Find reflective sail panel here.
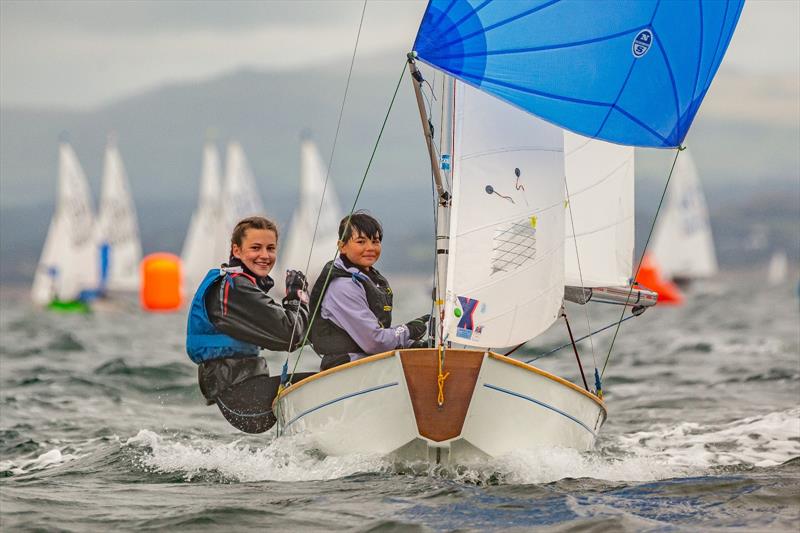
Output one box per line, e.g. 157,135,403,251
413,0,745,148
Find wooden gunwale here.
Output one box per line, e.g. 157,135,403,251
486,352,606,412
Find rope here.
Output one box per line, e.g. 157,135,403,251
437,344,450,406
600,146,685,378
285,62,409,386
285,0,367,366
523,314,638,364
563,162,598,371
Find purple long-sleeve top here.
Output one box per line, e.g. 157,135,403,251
320,255,411,361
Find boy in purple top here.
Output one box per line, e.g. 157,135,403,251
308,211,429,371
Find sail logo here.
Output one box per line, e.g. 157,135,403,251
456,296,479,340
632,29,653,58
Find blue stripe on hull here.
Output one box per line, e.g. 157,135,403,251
282,382,399,431
483,383,597,437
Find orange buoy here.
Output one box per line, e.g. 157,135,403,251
635,253,684,305
140,253,182,311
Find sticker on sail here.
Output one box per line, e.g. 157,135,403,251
456,296,479,339
632,29,653,58
491,216,537,274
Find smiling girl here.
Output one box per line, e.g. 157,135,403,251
309,211,429,371
185,216,311,433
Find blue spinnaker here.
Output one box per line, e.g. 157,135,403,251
413,0,744,148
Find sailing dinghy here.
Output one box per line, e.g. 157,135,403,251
95,138,143,295
181,142,223,294
274,137,343,293
31,143,99,311
274,0,744,463
650,149,718,287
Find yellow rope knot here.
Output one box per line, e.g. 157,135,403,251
437,371,450,406
437,344,449,406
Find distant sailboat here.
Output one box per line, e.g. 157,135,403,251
31,143,99,310
212,142,266,263
275,138,342,291
181,142,223,293
650,149,718,286
767,250,789,286
95,138,142,293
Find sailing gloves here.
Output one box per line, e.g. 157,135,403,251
284,270,309,305
405,314,430,341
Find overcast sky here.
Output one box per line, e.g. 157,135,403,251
1,0,798,110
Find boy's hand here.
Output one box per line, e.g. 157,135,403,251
405,314,430,340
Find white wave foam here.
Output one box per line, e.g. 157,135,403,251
0,448,78,476
126,429,390,482
615,407,800,469
125,407,800,484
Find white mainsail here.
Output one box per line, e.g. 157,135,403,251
444,81,566,348
181,142,223,292
31,144,99,305
650,150,718,279
275,139,342,289
213,141,266,262
564,132,635,288
767,250,788,286
95,140,142,292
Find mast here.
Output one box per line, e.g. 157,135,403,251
408,54,452,347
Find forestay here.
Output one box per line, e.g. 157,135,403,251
275,139,342,290
182,142,223,292
650,149,718,279
444,80,565,348
95,142,142,292
564,132,634,288
413,0,745,148
31,144,99,305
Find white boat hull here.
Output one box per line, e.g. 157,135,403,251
275,349,606,463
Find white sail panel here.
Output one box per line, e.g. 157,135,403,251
564,132,634,287
181,142,223,292
650,150,718,279
275,139,342,291
95,141,142,292
214,142,266,262
31,144,98,304
444,81,565,348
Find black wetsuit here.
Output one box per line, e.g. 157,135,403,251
199,258,312,433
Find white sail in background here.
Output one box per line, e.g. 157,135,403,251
564,132,634,287
650,150,718,279
767,250,788,286
214,141,266,262
444,81,565,348
181,142,223,292
31,144,99,305
95,140,142,292
275,139,342,290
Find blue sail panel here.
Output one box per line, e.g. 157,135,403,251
413,0,745,148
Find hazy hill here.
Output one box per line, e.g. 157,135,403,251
1,62,797,283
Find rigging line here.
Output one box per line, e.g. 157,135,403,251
285,0,367,362
564,170,598,370
520,314,638,364
286,62,409,385
601,146,684,378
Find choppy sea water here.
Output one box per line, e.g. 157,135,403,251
1,271,798,532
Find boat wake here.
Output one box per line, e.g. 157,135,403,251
4,407,796,485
